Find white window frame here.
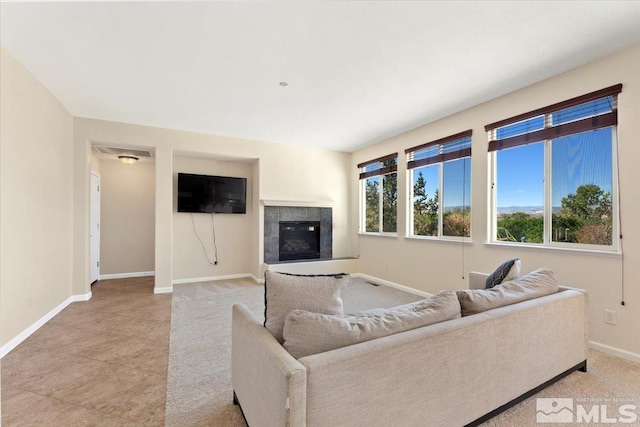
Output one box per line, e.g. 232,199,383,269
489,120,620,252
358,155,398,236
360,173,397,235
408,158,471,241
406,131,472,241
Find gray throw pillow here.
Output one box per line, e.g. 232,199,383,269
457,267,558,316
263,271,349,343
485,258,521,288
282,290,461,359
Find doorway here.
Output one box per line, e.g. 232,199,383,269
90,172,101,284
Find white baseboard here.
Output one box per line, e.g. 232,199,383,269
99,271,155,280
589,340,640,364
72,291,92,302
1,290,97,358
159,273,263,293
352,273,432,298
1,296,67,358
172,273,262,286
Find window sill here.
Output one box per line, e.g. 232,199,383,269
484,241,621,258
358,232,398,238
405,236,474,245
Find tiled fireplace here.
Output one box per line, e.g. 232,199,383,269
264,206,332,263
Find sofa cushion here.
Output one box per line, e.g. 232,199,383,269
457,267,558,316
264,270,349,343
485,258,521,288
282,290,461,359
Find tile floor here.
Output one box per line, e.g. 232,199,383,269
1,277,171,426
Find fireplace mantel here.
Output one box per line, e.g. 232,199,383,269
261,199,334,208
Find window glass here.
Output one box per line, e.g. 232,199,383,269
495,143,544,243
489,89,618,250
364,176,380,233
551,128,613,245
360,155,397,234
412,166,439,236
443,158,471,237
382,173,397,233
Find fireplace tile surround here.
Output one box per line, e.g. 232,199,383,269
264,206,332,263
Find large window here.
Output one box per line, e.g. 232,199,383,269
359,153,397,233
406,130,471,238
486,84,621,250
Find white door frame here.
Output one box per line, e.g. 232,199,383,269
90,172,101,283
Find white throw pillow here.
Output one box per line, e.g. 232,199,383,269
263,270,349,343
282,290,461,359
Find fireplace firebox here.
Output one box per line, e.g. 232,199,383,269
279,221,321,261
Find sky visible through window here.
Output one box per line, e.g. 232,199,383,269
497,143,544,210
496,129,612,210
494,98,613,211
443,159,470,209
418,165,438,203
412,158,471,210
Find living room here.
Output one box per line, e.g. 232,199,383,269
1,2,640,425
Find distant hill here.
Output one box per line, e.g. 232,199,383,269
497,206,561,215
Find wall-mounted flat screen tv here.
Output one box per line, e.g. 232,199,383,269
177,173,247,214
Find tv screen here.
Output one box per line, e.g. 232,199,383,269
177,173,247,214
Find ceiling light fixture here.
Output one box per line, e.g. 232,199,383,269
279,82,288,87
118,155,139,165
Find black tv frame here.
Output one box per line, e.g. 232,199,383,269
177,173,247,214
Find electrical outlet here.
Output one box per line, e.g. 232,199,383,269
27,296,32,309
604,309,616,325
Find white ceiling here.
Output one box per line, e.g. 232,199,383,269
2,2,639,153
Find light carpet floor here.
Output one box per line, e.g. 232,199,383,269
165,278,640,427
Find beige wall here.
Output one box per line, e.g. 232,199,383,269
0,46,74,347
351,44,640,359
99,158,155,275
172,156,253,280
73,119,352,291
90,152,101,174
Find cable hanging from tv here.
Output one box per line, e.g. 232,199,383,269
191,213,219,266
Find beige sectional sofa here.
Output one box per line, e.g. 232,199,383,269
231,272,588,427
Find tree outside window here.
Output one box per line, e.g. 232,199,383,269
412,162,470,238
360,156,397,234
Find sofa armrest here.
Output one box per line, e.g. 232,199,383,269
469,271,489,289
232,303,307,427
558,286,590,354
558,285,584,293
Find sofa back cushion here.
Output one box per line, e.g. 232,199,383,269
264,270,349,343
282,290,461,359
457,267,558,316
